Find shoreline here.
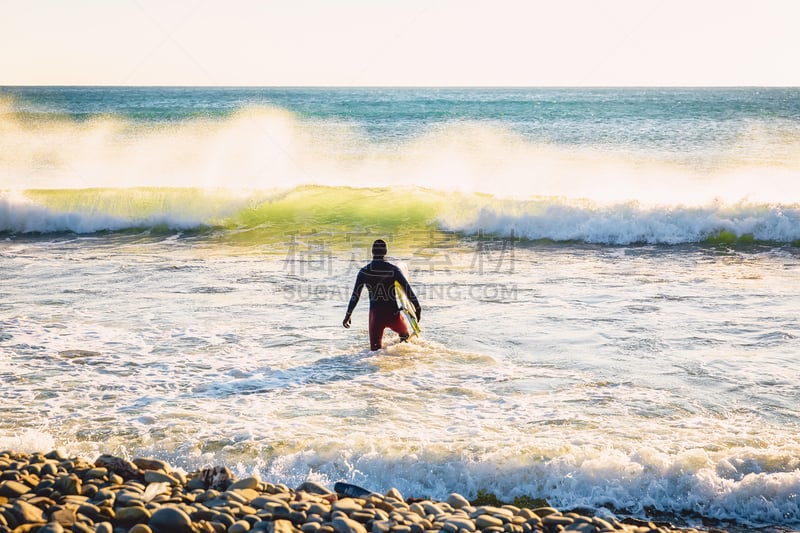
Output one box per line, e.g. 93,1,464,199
0,450,740,533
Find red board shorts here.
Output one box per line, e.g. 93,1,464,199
369,309,410,351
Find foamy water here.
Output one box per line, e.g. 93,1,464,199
1,87,800,529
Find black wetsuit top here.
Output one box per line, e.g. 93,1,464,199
346,259,421,317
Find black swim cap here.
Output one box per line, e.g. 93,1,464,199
372,239,387,257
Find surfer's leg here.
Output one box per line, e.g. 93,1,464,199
368,310,385,350
388,312,411,341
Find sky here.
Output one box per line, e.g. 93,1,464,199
1,0,798,87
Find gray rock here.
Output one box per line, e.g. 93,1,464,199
332,499,363,514
296,481,334,496
303,522,322,533
84,467,108,480
38,523,65,533
11,500,46,524
444,517,476,532
53,474,82,496
114,505,152,526
533,507,560,518
370,520,393,533
211,512,236,529
268,519,298,533
384,488,404,502
150,505,194,533
475,514,504,529
95,521,113,533
332,517,368,533
230,519,252,533
49,506,77,527
134,458,172,473
144,470,180,486
230,476,261,491
73,522,96,533
446,493,470,510
543,514,575,527
0,480,31,497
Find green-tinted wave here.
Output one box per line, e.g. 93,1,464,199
4,185,800,247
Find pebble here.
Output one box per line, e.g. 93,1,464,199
0,480,31,498
144,470,181,486
476,515,505,529
332,516,368,533
445,517,478,532
230,476,262,491
385,488,404,502
230,519,252,533
150,505,194,532
447,493,471,509
0,450,720,533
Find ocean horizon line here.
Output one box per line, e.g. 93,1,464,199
3,84,799,90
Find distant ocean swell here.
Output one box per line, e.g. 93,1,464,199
2,187,799,245
2,95,800,244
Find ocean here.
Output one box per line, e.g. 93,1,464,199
1,87,799,530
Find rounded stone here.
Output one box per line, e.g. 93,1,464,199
229,519,252,533
41,463,59,477
37,523,65,533
85,467,109,480
296,481,334,496
384,487,404,502
475,515,504,529
144,471,180,486
229,476,261,491
332,499,363,514
302,522,322,533
543,515,575,527
444,518,476,533
0,480,32,497
233,488,260,503
54,475,83,496
533,507,560,518
331,516,368,533
134,458,172,473
73,522,96,533
213,512,236,529
12,500,46,524
150,506,194,532
128,525,154,533
446,493,470,510
115,506,152,525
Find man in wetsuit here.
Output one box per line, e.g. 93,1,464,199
342,239,422,351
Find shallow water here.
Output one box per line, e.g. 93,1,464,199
2,234,799,528
2,87,800,529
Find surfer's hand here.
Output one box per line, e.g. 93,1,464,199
415,307,422,322
342,313,352,329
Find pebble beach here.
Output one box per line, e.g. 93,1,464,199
0,450,734,533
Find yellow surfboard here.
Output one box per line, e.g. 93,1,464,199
394,279,420,338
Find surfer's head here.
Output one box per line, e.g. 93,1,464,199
372,239,387,259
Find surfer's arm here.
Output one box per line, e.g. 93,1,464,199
344,271,365,327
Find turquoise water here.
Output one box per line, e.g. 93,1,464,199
1,87,800,530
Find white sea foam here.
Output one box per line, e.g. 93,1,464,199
146,438,800,528
2,101,800,203
437,198,800,244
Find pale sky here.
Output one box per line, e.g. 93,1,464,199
1,0,798,86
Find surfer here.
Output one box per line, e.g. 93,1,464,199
343,239,422,350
